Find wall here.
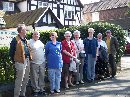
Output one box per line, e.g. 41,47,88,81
99,7,128,21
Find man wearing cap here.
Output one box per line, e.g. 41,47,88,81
104,30,119,78
9,24,32,97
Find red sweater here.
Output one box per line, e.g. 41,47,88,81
62,40,76,64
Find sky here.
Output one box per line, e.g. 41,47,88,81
80,0,100,4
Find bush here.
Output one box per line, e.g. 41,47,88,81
27,22,126,63
0,47,14,83
0,22,126,83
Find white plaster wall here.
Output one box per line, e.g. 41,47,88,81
60,10,64,25
43,16,47,23
35,26,58,31
48,14,52,24
53,9,57,17
65,21,68,25
17,1,28,12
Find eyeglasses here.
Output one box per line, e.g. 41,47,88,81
65,36,71,37
51,34,55,36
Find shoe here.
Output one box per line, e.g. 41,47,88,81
33,92,39,96
65,83,69,89
50,90,54,94
80,80,84,84
69,83,75,86
39,91,47,95
76,81,79,85
54,89,60,93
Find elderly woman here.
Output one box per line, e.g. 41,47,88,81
29,31,46,96
83,28,98,82
96,33,109,79
72,30,85,84
45,32,63,94
62,31,76,88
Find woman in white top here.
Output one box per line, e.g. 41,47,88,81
72,30,85,84
96,33,109,80
29,31,46,96
97,33,107,50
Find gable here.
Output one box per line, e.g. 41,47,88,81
3,7,63,28
35,8,63,28
3,8,47,28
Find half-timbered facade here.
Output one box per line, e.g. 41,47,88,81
1,0,83,27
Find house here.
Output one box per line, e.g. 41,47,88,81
3,7,63,30
1,0,83,28
82,0,130,31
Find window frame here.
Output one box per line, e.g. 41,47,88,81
3,2,14,11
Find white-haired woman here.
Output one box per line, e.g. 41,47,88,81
96,33,109,80
83,28,98,83
72,30,85,84
62,31,76,88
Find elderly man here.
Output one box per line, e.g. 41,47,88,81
9,24,32,97
104,30,119,78
29,31,46,96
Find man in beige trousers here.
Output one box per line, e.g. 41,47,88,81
29,31,46,96
9,24,32,97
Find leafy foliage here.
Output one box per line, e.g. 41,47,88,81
0,22,126,83
0,47,14,83
28,22,126,63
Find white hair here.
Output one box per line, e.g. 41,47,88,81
32,31,40,36
97,33,102,36
64,31,72,37
88,28,95,33
73,30,80,35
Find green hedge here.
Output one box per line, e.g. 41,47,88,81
27,22,126,63
0,47,14,83
0,22,126,83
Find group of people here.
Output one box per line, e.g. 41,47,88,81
9,24,119,97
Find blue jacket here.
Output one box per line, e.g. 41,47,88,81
83,38,98,58
45,41,63,69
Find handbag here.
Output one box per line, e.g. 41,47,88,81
69,59,77,72
79,52,86,58
75,41,86,58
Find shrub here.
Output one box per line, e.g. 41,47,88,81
0,22,126,83
27,22,126,63
0,47,14,83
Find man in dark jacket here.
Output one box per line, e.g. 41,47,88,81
104,30,119,78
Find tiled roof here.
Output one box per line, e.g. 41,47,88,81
3,8,47,28
83,0,129,13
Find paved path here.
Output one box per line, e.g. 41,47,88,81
121,56,130,70
28,56,130,97
29,69,130,97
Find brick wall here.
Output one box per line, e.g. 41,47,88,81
99,7,129,21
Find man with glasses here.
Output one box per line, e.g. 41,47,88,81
9,24,32,97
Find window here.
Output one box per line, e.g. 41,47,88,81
38,1,48,8
92,12,99,22
64,6,75,19
3,2,14,11
65,11,74,19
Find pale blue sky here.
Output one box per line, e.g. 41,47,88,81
80,0,100,4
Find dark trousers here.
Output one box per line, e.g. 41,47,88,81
109,54,117,77
95,56,110,79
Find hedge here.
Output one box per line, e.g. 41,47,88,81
0,22,126,83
